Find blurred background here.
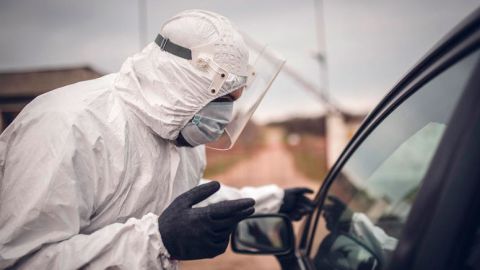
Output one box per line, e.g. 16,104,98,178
0,0,478,269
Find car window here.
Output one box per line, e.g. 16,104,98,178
308,49,480,270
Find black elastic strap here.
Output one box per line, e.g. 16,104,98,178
155,34,192,60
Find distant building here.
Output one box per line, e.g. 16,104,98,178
0,66,102,131
269,111,366,168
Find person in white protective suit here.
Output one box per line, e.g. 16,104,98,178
0,10,314,269
322,196,398,263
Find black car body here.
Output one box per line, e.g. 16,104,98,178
232,7,480,270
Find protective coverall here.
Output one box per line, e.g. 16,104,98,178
0,11,285,269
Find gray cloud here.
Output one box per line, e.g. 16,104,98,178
0,0,478,122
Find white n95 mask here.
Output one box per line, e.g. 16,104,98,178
176,100,234,147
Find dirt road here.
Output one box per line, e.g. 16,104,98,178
210,128,318,189
181,128,320,270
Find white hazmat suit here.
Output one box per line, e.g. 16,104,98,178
0,10,284,269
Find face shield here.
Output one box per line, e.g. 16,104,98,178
206,43,286,150
155,32,285,150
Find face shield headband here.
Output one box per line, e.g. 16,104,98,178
155,34,253,96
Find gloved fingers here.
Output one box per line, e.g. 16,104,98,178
220,206,255,222
211,207,255,231
323,204,342,217
289,187,314,195
326,195,344,205
292,200,313,214
290,212,302,221
322,206,333,216
291,198,314,215
323,212,334,224
323,207,334,216
302,204,315,213
298,196,315,208
208,198,255,219
177,181,221,207
297,205,314,215
281,188,313,214
289,206,313,221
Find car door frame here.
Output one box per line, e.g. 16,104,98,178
291,7,480,270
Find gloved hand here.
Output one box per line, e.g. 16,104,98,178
279,187,314,221
158,181,255,260
323,195,353,232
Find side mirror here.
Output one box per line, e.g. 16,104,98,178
231,214,295,255
315,233,381,270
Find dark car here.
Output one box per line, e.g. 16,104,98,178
230,7,480,270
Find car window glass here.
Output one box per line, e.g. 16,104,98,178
309,49,480,270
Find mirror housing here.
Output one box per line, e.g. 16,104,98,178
231,214,295,255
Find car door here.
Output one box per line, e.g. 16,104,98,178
295,8,480,270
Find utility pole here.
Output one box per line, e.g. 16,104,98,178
314,0,330,105
314,0,346,167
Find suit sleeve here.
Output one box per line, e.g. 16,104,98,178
351,213,398,252
196,179,284,213
0,112,174,269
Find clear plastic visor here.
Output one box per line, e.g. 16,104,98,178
207,45,285,150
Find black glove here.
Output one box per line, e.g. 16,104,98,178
323,195,353,232
158,181,255,260
279,187,314,221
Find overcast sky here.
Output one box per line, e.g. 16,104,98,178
1,0,479,123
